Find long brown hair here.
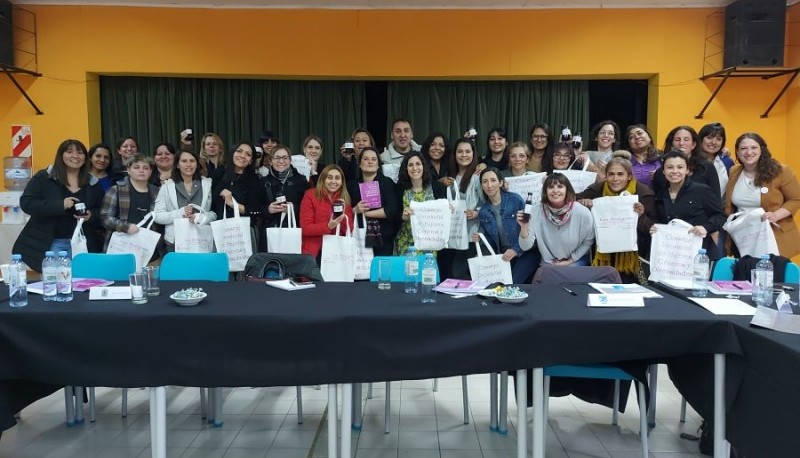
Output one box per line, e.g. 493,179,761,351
448,137,478,194
50,139,90,187
314,164,350,205
735,132,781,186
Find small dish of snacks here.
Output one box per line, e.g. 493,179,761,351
170,288,207,306
494,286,528,304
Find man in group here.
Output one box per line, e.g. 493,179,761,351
380,118,421,166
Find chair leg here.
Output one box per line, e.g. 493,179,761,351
89,387,96,423
489,372,498,431
637,382,649,458
680,397,687,422
367,382,373,399
207,388,216,424
384,381,391,434
121,387,128,417
64,386,75,426
432,378,438,392
74,386,85,424
647,364,658,427
499,371,509,434
461,375,469,424
327,385,338,458
612,379,620,426
200,388,207,419
543,375,551,451
296,386,304,424
352,383,362,430
212,388,223,427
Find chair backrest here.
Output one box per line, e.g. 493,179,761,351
160,252,229,282
532,265,621,285
72,253,137,281
786,262,799,283
369,255,440,283
711,257,736,281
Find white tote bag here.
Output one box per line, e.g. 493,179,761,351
106,212,162,272
446,186,469,250
174,204,215,253
723,208,780,257
321,215,356,282
467,233,514,284
505,173,547,202
353,213,374,280
71,218,88,256
648,219,703,282
559,160,597,193
211,198,253,272
591,194,639,253
409,198,451,251
266,203,302,254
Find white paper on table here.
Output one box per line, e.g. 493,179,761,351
587,294,644,308
588,283,662,298
89,286,133,300
659,279,695,290
690,297,756,316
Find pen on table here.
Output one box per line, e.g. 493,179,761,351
733,283,743,290
562,286,577,296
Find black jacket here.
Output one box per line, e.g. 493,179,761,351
654,180,725,260
347,174,400,255
651,157,721,198
13,169,105,272
259,166,311,226
210,166,265,222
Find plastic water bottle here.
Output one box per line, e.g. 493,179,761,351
56,251,73,302
42,251,58,302
8,254,28,308
752,254,774,307
404,246,419,294
421,253,438,304
692,249,710,298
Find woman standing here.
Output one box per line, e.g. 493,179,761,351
651,150,725,259
585,120,621,169
338,128,375,181
347,147,399,256
199,133,225,178
110,137,138,182
543,142,598,175
474,168,539,283
501,142,536,179
577,151,657,282
625,124,661,188
153,150,216,252
149,142,176,188
724,133,800,258
697,123,733,197
653,126,721,197
481,128,509,171
303,135,326,184
527,123,551,172
211,141,264,220
394,151,447,255
259,145,311,251
299,165,353,261
443,138,483,279
101,154,160,250
421,132,452,187
518,173,595,266
87,143,113,192
13,139,104,272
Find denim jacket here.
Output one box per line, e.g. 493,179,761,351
477,191,525,256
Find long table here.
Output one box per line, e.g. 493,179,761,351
0,281,743,457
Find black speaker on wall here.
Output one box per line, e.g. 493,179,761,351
0,0,12,67
724,0,786,67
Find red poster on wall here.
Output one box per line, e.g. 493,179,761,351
11,125,32,158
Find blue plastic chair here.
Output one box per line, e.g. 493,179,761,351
65,253,137,425
711,257,800,282
160,252,229,282
786,262,799,283
72,253,137,281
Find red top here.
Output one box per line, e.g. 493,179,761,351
299,188,355,258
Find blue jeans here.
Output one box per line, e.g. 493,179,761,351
50,239,72,258
511,248,541,284
571,254,591,266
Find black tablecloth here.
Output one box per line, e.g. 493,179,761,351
0,281,742,431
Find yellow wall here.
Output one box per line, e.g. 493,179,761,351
0,6,796,173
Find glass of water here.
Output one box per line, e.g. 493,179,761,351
378,259,392,290
129,272,148,304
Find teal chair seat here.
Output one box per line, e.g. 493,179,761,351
160,252,229,282
711,256,800,282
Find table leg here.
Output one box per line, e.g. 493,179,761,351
64,386,75,426
490,372,498,431
499,371,508,434
352,383,362,430
516,369,526,458
713,354,726,458
532,367,544,458
328,384,338,458
212,388,223,427
150,386,166,458
341,384,352,458
647,364,658,427
74,386,84,424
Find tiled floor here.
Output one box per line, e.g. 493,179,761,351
0,367,707,457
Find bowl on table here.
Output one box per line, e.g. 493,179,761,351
494,287,528,304
169,289,207,307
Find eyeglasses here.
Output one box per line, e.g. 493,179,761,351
598,130,615,136
531,135,548,140
553,152,571,159
272,156,290,161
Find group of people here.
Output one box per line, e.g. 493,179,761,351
12,119,800,287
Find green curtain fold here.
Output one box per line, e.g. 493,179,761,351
387,80,589,153
100,76,367,165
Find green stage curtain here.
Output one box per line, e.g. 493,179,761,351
387,80,589,152
100,76,367,165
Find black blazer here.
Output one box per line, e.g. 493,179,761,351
347,174,400,249
654,180,725,259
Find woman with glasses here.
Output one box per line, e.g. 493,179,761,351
527,123,552,172
258,145,311,251
543,142,599,175
625,124,661,187
585,120,621,173
347,147,399,256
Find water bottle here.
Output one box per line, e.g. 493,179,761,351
56,251,73,302
421,253,438,304
752,254,774,307
42,251,58,301
404,246,419,294
8,254,28,308
692,249,710,298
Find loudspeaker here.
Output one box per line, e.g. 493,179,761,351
0,0,12,67
724,0,786,68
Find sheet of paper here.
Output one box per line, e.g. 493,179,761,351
751,305,800,335
266,279,316,291
690,297,756,316
89,286,132,300
587,294,644,308
659,279,695,290
588,283,662,298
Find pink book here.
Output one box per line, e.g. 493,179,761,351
359,181,382,209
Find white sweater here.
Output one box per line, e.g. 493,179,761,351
519,202,595,264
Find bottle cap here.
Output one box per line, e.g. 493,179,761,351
760,254,770,260
698,249,706,254
45,251,55,257
58,251,68,257
11,254,21,261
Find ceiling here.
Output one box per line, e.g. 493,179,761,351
15,0,794,10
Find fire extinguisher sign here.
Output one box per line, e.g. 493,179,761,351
11,125,33,158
